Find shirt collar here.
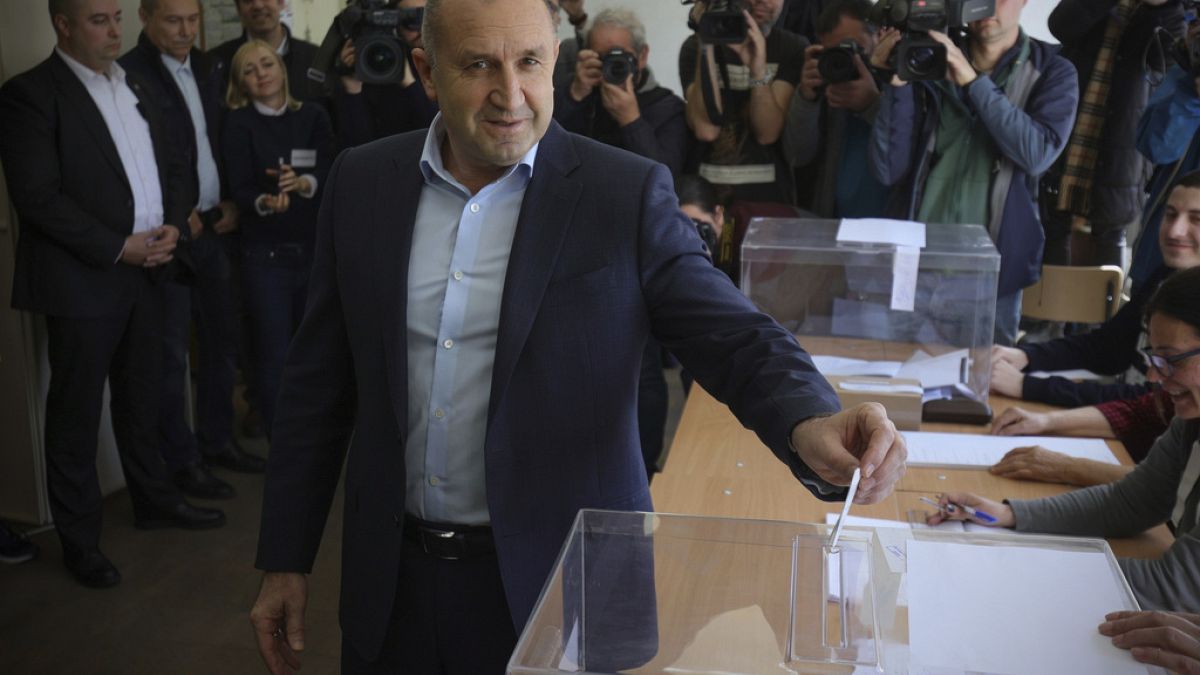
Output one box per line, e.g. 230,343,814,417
418,112,539,194
253,99,289,116
55,46,124,84
160,51,192,75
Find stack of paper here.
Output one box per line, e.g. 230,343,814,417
902,431,1119,468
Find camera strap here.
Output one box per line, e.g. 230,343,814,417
700,44,732,126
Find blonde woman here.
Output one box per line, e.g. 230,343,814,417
222,40,333,436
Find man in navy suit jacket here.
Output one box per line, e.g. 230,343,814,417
250,0,907,672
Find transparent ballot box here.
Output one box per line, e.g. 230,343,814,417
740,219,1001,423
508,511,1155,675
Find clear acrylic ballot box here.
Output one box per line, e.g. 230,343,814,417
508,510,1155,675
739,219,1001,423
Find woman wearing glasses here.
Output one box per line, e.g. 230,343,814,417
930,266,1200,613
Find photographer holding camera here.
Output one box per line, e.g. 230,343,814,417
325,0,438,147
554,8,689,176
1039,0,1184,269
868,0,1079,346
680,0,807,205
783,0,890,217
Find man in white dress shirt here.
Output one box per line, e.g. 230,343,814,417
0,0,225,590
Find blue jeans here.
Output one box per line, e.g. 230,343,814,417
993,290,1022,347
240,242,311,435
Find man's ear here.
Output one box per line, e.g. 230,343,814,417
412,47,437,101
638,44,649,71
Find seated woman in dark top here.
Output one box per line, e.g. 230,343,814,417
934,267,1200,613
223,39,334,436
990,171,1200,409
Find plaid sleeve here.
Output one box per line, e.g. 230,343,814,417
1096,389,1174,463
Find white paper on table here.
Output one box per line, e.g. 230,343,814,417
891,245,921,312
810,355,903,378
902,430,1120,467
895,348,970,389
837,380,925,395
557,619,580,671
906,540,1147,675
1029,368,1104,380
837,218,927,248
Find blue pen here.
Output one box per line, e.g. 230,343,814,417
919,496,998,524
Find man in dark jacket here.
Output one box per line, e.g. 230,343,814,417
121,0,266,497
869,0,1079,345
554,6,689,176
1040,0,1184,267
0,0,225,589
208,0,329,107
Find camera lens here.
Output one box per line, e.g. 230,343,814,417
906,46,939,76
357,36,405,83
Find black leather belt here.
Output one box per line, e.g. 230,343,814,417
402,514,495,560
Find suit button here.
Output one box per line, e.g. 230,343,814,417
126,199,133,208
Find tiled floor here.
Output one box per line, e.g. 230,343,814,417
0,372,685,673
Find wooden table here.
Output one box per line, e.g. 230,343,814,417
651,386,1174,559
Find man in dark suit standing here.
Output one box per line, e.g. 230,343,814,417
0,0,226,589
208,0,328,107
121,0,266,498
249,0,907,672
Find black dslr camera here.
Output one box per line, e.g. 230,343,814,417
602,48,639,85
818,40,866,84
871,0,994,81
309,0,423,85
682,0,748,45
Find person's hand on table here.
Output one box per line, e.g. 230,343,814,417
925,491,1014,528
988,445,1078,485
250,571,308,675
990,406,1050,436
990,359,1025,397
990,344,1029,370
790,402,906,505
1100,610,1200,673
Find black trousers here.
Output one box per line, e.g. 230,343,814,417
341,543,518,674
43,280,180,558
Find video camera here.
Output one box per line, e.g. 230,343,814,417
818,41,866,85
682,0,748,45
871,0,994,81
309,0,423,86
602,48,639,85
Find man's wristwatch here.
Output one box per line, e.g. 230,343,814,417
748,72,774,87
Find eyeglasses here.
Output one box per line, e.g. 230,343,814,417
1141,346,1200,378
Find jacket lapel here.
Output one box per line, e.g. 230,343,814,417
49,52,129,190
379,142,424,433
487,122,583,422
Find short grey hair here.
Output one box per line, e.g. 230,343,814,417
422,0,557,68
586,7,646,54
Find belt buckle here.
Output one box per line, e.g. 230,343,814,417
421,527,464,560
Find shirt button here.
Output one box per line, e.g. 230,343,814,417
469,203,480,213
433,408,445,419
453,270,463,281
429,476,441,487
443,338,454,349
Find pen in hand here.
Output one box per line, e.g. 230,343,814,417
919,496,998,524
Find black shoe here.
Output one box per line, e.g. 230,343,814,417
134,501,226,530
173,462,236,500
203,441,267,474
64,550,121,588
0,524,38,564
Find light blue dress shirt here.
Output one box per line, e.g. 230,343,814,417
405,114,538,525
162,53,221,211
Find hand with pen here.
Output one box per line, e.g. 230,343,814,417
924,492,1015,528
